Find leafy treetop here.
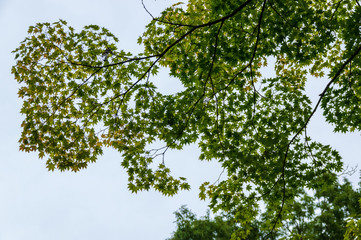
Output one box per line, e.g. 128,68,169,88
169,174,361,239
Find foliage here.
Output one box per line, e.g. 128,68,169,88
267,173,361,239
12,0,361,238
344,197,361,239
345,215,361,240
169,175,361,240
167,205,240,240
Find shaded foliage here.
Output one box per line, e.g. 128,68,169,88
167,206,239,240
169,174,361,239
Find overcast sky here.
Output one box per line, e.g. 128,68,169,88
0,0,360,239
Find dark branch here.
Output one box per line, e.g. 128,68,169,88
141,0,196,27
331,0,345,20
266,43,361,238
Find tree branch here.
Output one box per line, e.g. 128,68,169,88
265,43,361,238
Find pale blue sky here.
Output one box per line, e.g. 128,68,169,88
0,1,360,239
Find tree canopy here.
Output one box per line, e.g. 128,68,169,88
12,0,361,238
169,175,361,239
167,205,238,240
